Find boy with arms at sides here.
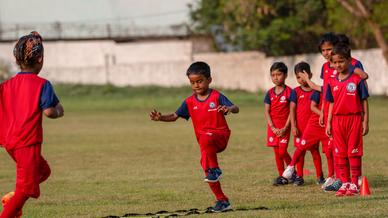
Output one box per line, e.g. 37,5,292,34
287,62,324,186
0,32,64,217
264,62,293,186
325,44,369,196
150,61,239,212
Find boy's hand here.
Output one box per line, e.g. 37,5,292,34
300,70,309,80
319,113,325,127
217,105,229,114
325,123,332,139
362,121,369,136
278,126,288,137
150,109,162,121
291,126,299,137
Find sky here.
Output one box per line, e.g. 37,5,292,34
0,0,196,26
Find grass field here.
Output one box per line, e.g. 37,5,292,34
0,85,388,217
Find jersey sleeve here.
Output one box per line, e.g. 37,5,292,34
355,61,364,71
175,100,190,120
358,80,369,100
325,84,334,103
219,93,234,106
310,91,321,104
40,81,60,109
264,91,271,104
289,89,297,103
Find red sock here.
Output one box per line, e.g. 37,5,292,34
349,157,362,187
290,148,304,166
0,191,28,218
336,157,350,183
207,152,219,169
325,148,334,177
273,147,284,176
279,146,291,166
296,150,306,177
208,182,228,201
310,147,323,178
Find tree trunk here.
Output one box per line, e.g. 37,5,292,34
337,0,388,64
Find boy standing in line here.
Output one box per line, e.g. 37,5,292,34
264,62,293,185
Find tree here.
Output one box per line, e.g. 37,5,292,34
190,0,328,56
334,0,388,63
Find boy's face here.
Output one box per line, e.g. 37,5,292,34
295,72,309,87
270,70,287,86
320,42,334,61
332,54,350,74
188,74,211,96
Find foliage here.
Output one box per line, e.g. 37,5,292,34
0,59,11,81
190,0,388,55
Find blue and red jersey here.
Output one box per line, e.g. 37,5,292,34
175,89,233,139
0,72,59,150
321,58,364,116
326,73,369,115
290,86,314,131
310,90,322,123
264,86,292,128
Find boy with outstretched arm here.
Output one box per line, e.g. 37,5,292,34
150,61,239,212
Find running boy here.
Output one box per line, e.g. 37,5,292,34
325,43,369,196
0,31,64,217
150,61,239,212
264,62,293,185
288,62,324,186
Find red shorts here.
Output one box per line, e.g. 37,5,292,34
198,130,230,154
297,120,330,152
7,145,51,198
332,114,363,157
266,126,290,148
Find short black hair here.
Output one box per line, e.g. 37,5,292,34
294,61,311,75
332,43,351,60
337,33,350,46
270,62,288,75
318,32,339,52
186,61,211,78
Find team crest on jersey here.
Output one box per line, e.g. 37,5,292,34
333,70,337,75
333,86,339,91
209,102,216,109
301,139,306,145
346,82,356,93
335,148,339,153
299,95,304,99
351,148,359,154
269,137,274,142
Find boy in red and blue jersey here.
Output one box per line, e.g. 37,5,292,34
300,33,368,191
0,32,64,217
264,62,293,185
325,43,369,196
150,61,239,212
285,62,324,186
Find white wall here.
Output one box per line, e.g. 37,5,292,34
0,40,387,95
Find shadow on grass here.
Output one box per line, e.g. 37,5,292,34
102,206,269,218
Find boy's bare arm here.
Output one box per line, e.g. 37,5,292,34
354,67,369,80
362,100,369,136
290,102,298,136
150,109,179,122
43,103,64,119
301,71,321,92
325,103,333,138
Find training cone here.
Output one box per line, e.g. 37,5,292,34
303,168,312,176
360,176,371,196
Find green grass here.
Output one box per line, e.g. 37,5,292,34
0,85,387,217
